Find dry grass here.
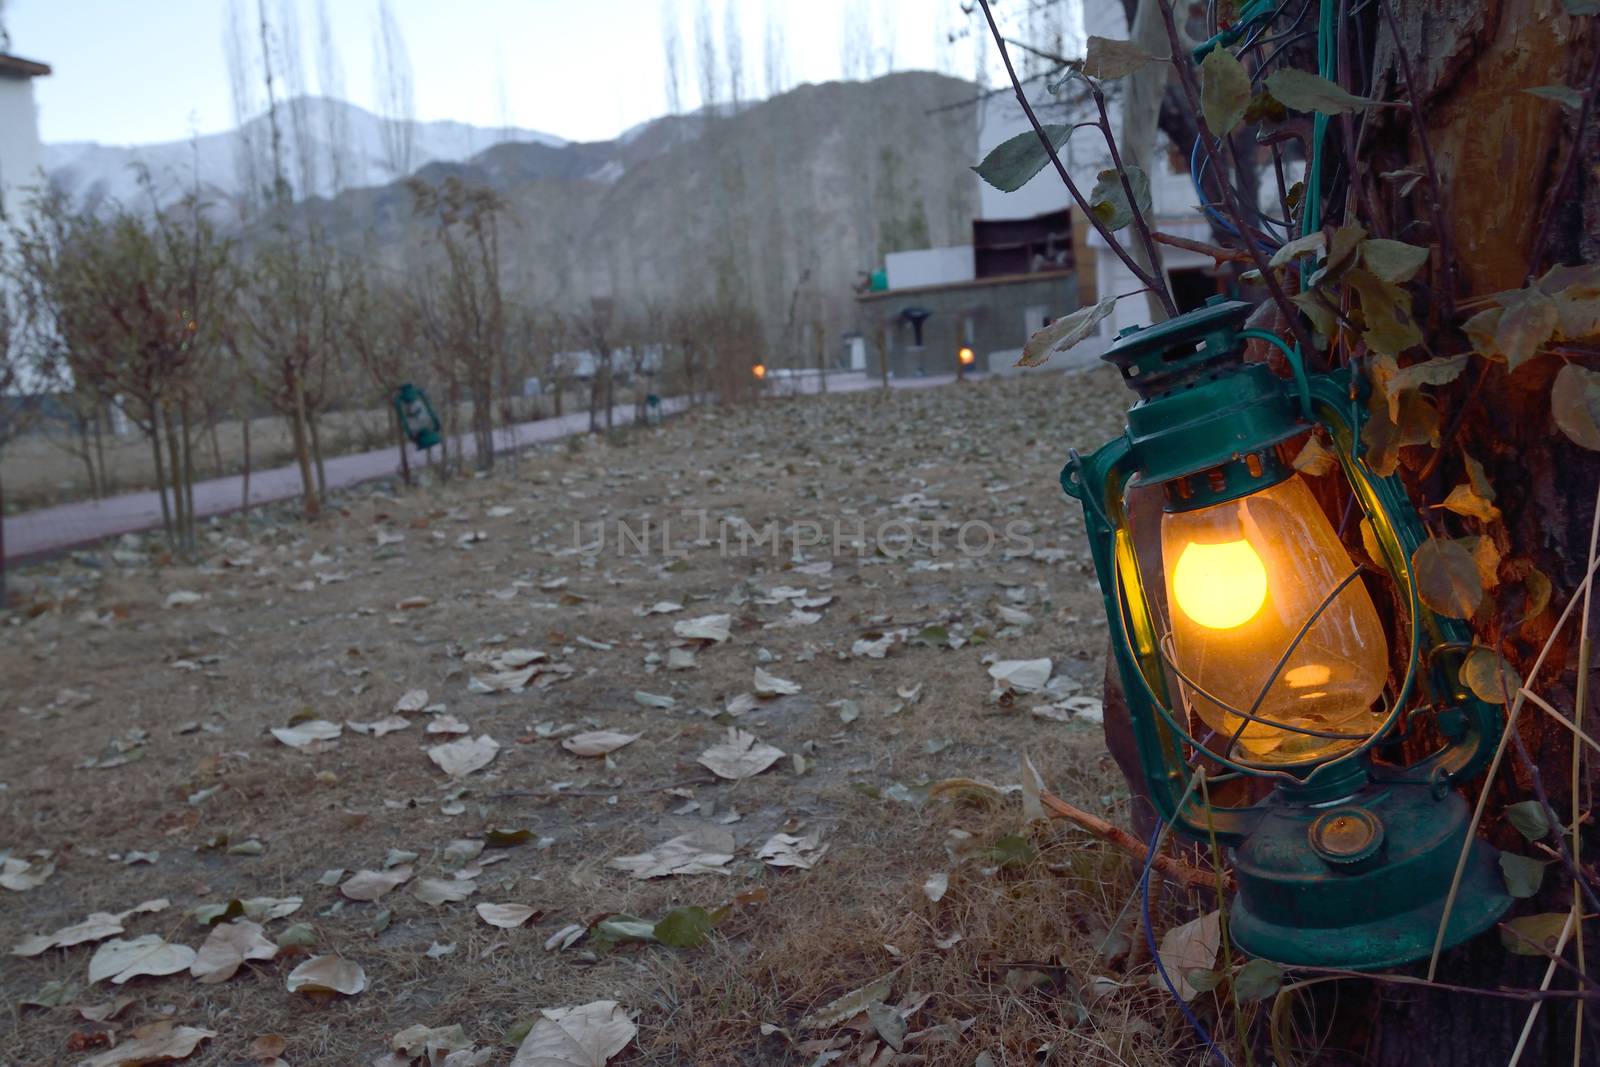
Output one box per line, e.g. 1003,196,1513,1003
0,369,1213,1066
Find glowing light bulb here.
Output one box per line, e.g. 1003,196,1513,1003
1172,539,1268,630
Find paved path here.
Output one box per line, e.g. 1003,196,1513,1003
4,371,958,564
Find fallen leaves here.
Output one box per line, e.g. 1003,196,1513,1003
340,866,414,901
561,730,639,757
752,666,801,696
285,954,366,996
756,832,828,870
89,935,197,985
697,727,785,780
427,735,501,777
13,911,126,957
269,719,342,748
414,877,478,905
1156,910,1221,1001
988,658,1052,696
609,828,737,879
1,853,55,891
476,903,540,928
673,614,732,643
509,1000,636,1067
78,1022,216,1067
189,920,278,984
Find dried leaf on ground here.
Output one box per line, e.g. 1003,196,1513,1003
347,715,411,736
698,727,785,780
392,1023,472,1059
414,877,478,905
270,720,342,748
752,666,800,696
285,954,366,995
509,1000,637,1067
78,1022,216,1067
189,920,277,984
1156,911,1221,1001
428,735,501,777
340,866,414,901
673,614,732,643
608,828,737,879
477,903,539,928
1,854,55,891
756,833,828,870
923,872,949,903
799,971,897,1029
562,731,639,757
13,911,124,957
393,688,430,713
88,935,197,985
988,658,1052,695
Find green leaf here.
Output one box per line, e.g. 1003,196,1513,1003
1525,85,1584,110
1498,853,1549,899
484,828,533,848
1267,231,1326,270
1083,35,1166,80
1500,912,1570,956
1460,647,1521,704
981,833,1039,870
1185,968,1224,994
1264,68,1370,114
593,915,657,944
1201,46,1251,134
1360,239,1431,283
1412,538,1485,619
1552,363,1600,450
1312,222,1366,287
1016,295,1118,368
973,125,1077,193
275,923,317,948
1088,166,1152,231
1506,800,1551,842
1233,959,1283,1003
1494,288,1558,372
653,906,715,948
1462,306,1503,355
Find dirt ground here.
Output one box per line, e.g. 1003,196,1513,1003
0,369,1206,1066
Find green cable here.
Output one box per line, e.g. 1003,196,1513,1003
1239,327,1313,418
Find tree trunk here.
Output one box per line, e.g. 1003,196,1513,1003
289,374,320,519
1331,4,1599,1063
147,411,172,547
394,405,412,487
239,402,253,530
307,409,328,500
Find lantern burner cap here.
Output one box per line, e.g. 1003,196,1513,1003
1102,296,1255,400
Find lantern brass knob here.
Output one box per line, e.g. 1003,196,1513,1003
1308,807,1385,866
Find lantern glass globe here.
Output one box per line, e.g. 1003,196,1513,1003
1159,474,1390,764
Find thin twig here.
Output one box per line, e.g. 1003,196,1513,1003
1287,963,1600,1002
1509,908,1580,1067
1037,788,1226,890
1089,79,1175,312
1153,231,1254,264
975,0,1179,319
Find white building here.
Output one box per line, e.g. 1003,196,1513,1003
866,5,1223,374
0,48,50,230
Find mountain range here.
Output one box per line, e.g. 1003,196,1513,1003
42,73,986,350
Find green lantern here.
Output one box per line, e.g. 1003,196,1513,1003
1060,296,1510,969
394,383,441,450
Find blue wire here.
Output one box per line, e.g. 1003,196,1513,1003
1142,821,1238,1067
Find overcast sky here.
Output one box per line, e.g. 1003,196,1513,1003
3,0,1046,147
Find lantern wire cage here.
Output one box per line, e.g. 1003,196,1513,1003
1072,426,1427,789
